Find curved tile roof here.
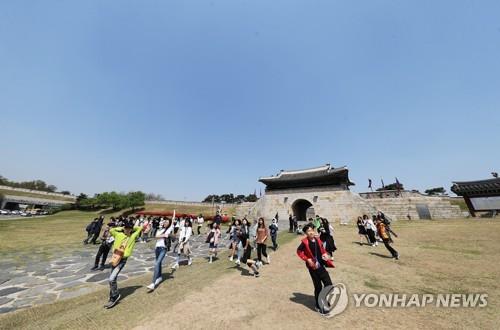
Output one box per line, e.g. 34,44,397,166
451,178,500,196
259,164,354,190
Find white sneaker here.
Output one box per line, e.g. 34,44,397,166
229,256,233,261
188,258,192,266
154,277,162,286
267,255,271,264
171,263,179,270
235,259,241,265
146,283,155,291
209,259,213,264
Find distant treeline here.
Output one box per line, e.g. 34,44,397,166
202,193,258,204
76,191,145,211
0,175,70,195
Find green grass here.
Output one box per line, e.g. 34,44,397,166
0,202,234,257
144,202,237,217
0,188,75,202
449,198,468,211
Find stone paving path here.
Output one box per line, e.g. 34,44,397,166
0,234,229,314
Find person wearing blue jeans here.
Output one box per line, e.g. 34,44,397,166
109,258,127,301
147,219,173,291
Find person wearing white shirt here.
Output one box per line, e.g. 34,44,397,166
363,215,378,246
196,214,205,235
171,219,193,269
147,219,174,291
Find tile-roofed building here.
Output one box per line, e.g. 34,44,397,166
259,164,354,192
451,178,500,216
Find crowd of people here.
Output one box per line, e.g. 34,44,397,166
82,210,398,313
356,212,400,259
83,213,279,309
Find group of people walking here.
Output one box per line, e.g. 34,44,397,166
83,210,399,314
225,216,279,275
356,212,399,259
83,212,277,309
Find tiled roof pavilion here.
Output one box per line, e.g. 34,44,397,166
259,164,354,191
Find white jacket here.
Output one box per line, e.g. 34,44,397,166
179,226,192,242
364,219,377,231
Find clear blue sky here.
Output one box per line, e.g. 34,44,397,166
1,1,499,200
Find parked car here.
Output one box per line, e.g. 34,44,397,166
0,209,10,215
11,210,20,215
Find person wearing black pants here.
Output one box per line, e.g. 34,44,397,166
297,223,335,314
91,222,115,271
376,218,399,259
363,215,378,246
90,217,104,245
269,219,279,250
255,218,270,264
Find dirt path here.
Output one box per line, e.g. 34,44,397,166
137,221,500,330
137,235,324,330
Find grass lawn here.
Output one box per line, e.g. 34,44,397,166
0,204,235,257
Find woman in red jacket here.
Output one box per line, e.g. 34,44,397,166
297,223,335,313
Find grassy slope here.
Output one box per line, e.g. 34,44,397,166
0,204,234,255
144,203,237,216
449,198,468,211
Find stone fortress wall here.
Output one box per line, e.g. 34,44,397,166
236,188,464,223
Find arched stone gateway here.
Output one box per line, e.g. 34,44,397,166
292,199,314,222
255,164,356,223
237,164,464,223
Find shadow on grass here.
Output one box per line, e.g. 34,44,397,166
369,252,393,259
352,241,372,246
290,292,316,311
120,285,142,300
239,267,253,277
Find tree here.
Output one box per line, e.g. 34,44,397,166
0,175,8,186
127,191,145,211
107,192,123,210
376,182,404,191
60,190,71,195
203,193,259,204
425,187,446,196
245,194,258,202
47,185,57,192
145,193,164,201
203,195,221,203
75,193,88,208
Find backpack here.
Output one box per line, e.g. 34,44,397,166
205,231,214,244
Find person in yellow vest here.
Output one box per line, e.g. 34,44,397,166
375,218,399,260
105,220,143,309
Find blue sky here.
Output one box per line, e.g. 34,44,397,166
1,1,499,200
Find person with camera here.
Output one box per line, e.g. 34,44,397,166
105,219,142,309
91,219,116,271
